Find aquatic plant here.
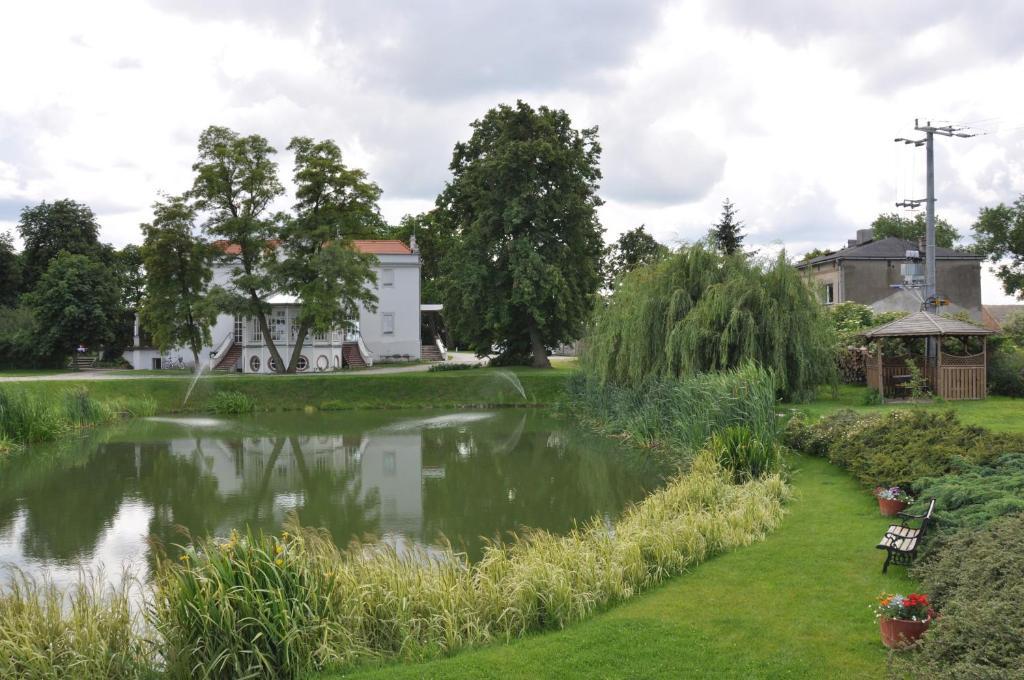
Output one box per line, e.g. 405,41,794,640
0,570,150,680
150,451,789,678
705,425,786,482
567,363,781,454
0,387,66,443
208,390,257,414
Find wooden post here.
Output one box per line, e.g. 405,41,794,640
936,336,943,399
982,336,987,398
878,343,884,400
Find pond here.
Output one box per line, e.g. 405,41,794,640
0,409,666,588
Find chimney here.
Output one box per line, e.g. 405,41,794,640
409,235,418,253
847,239,857,247
856,228,874,244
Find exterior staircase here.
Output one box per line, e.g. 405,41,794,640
420,344,444,362
342,342,366,369
70,354,98,370
213,343,242,372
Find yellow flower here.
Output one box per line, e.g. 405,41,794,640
282,531,289,539
275,545,284,555
179,554,190,562
275,558,284,567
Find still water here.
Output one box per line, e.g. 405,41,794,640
0,409,665,587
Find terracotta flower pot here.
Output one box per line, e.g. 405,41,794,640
878,497,909,517
879,616,931,649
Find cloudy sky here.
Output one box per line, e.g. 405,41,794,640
2,0,1023,301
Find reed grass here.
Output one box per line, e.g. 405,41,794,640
208,390,257,415
0,385,140,446
0,569,152,680
150,451,789,678
566,363,782,455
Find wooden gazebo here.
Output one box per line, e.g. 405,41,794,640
862,311,993,401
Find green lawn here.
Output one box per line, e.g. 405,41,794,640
325,455,914,679
793,384,1024,433
0,366,572,413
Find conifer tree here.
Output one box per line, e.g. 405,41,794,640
709,198,745,256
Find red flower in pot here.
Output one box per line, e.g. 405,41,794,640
874,592,933,649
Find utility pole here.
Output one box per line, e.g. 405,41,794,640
894,120,976,311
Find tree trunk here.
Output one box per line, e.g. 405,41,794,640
527,319,551,369
286,321,311,373
251,293,287,373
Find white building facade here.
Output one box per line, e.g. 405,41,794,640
125,239,442,372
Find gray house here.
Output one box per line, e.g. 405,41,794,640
796,229,984,319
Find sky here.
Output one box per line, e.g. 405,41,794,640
1,0,1023,302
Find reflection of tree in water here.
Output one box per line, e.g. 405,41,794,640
420,411,662,560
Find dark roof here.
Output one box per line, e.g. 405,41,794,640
797,237,982,268
862,311,993,338
981,304,1024,330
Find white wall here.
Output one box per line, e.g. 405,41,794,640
358,253,422,361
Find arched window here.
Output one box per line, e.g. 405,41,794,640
268,357,277,372
297,355,309,372
316,355,329,371
334,355,341,369
249,356,261,372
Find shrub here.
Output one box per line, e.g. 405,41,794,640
568,363,781,454
909,454,1024,530
152,453,789,678
428,362,482,372
988,346,1024,397
705,426,785,481
892,513,1024,678
208,390,257,414
784,409,1024,488
0,387,66,443
0,570,151,679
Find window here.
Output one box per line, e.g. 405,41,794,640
382,313,395,335
268,356,278,372
249,356,261,372
297,355,309,372
233,316,243,343
824,283,835,304
251,318,262,343
313,328,329,342
271,310,286,343
316,355,329,371
381,268,395,287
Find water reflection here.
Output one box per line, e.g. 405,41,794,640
0,410,664,584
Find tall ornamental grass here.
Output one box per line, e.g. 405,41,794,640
567,363,782,454
151,450,789,678
0,570,151,680
581,245,836,402
0,386,151,446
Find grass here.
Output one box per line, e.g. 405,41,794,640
793,384,1024,433
0,367,570,415
329,455,915,679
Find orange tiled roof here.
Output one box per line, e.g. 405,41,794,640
212,239,411,255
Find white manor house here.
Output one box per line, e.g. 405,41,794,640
124,239,445,372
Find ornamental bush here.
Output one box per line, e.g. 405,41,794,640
893,513,1024,678
909,453,1024,530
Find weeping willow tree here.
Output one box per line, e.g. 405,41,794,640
582,245,836,401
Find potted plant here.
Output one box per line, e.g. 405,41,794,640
875,486,913,516
874,592,933,649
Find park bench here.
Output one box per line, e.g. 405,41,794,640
877,498,936,573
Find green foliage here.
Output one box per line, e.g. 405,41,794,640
894,513,1024,679
386,211,451,307
428,362,482,372
785,409,1024,488
861,388,883,405
436,100,605,368
798,247,833,262
22,252,120,360
0,231,21,307
15,199,105,291
140,195,218,367
870,212,960,248
151,453,788,678
972,193,1024,298
910,454,1024,530
603,225,668,290
0,306,56,369
208,390,257,414
0,387,65,443
708,198,745,256
568,363,781,454
0,570,151,679
582,245,836,401
988,346,1024,397
705,426,785,482
1003,311,1024,347
277,136,382,372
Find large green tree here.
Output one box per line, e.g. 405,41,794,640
709,198,745,256
139,196,218,368
23,252,119,361
276,137,381,372
189,126,288,371
973,194,1024,299
0,232,21,307
604,225,668,290
16,199,105,290
436,101,604,368
870,212,960,248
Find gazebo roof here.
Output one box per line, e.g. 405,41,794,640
862,311,994,338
